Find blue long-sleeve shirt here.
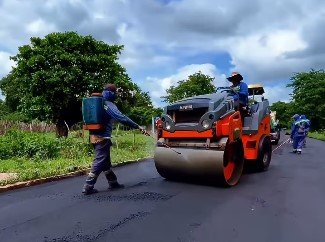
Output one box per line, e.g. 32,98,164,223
232,82,248,105
90,100,139,138
291,117,310,138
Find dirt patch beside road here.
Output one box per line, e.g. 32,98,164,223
0,173,18,182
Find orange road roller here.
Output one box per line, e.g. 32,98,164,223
154,86,272,186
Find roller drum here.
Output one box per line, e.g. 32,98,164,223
154,139,244,186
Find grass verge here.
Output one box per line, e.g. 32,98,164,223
308,131,325,141
0,130,155,186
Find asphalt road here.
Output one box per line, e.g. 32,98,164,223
0,135,325,242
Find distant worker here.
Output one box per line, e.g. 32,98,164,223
83,83,149,195
227,72,249,118
290,114,299,146
291,114,310,154
299,114,311,147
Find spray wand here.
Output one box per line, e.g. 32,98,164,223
140,129,182,155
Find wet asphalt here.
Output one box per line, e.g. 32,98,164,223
0,135,325,242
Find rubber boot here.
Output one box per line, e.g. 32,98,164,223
82,184,98,195
82,172,99,195
104,170,125,190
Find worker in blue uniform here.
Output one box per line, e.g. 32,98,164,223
227,72,249,119
299,114,311,148
290,114,300,141
291,114,310,154
83,83,149,195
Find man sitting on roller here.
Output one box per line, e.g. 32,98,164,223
227,72,249,119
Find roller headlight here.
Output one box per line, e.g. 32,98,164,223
165,121,171,130
201,119,210,129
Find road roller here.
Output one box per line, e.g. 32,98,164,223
154,87,272,186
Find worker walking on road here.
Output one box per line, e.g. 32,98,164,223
83,83,148,195
291,114,310,154
227,72,249,119
299,115,311,147
290,114,298,144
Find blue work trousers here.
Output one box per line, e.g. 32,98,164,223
293,135,305,149
85,139,117,187
91,139,112,174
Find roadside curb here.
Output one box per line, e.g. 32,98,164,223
0,157,152,194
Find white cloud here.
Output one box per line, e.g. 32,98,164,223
0,51,15,99
146,63,225,106
264,84,292,105
0,51,15,78
0,0,324,105
26,19,57,35
146,63,290,106
226,30,307,81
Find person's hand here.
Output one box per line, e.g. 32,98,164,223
231,86,240,93
139,126,150,136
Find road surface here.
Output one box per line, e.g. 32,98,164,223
0,135,324,242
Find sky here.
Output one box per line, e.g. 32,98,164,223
1,0,324,106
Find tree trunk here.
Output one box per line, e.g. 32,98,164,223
56,120,69,138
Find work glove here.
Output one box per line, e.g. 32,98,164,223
139,126,150,136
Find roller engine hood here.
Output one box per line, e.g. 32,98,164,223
162,92,236,132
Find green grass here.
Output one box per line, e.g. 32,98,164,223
0,130,155,186
308,130,325,141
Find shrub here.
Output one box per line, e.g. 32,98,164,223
309,130,325,141
2,112,30,122
0,129,91,159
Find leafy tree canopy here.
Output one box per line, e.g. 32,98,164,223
270,101,295,128
128,91,163,126
162,72,216,103
0,99,9,117
287,69,325,130
0,32,155,136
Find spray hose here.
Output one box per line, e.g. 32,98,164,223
141,130,182,155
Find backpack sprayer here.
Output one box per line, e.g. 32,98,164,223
82,93,179,154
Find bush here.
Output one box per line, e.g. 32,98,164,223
0,130,57,159
59,137,93,159
1,112,30,122
0,128,155,185
309,130,325,141
0,129,91,159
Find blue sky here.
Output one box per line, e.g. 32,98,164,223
1,0,324,106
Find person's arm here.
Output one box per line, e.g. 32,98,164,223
238,82,249,101
104,101,139,129
229,85,239,101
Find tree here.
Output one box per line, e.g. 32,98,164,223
0,32,141,137
270,101,295,128
287,70,325,130
162,72,216,103
128,91,163,126
0,99,9,117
